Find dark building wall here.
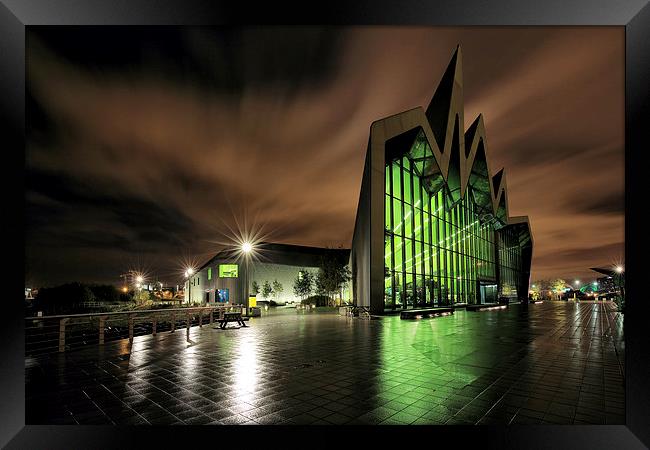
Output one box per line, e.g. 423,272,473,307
351,140,372,310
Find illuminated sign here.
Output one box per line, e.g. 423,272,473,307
219,264,239,278
217,289,229,302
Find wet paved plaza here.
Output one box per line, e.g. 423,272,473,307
26,301,625,425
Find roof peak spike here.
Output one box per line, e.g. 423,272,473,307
424,45,464,152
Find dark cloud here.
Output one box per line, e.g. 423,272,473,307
28,27,347,96
572,190,624,216
25,26,624,286
533,242,624,272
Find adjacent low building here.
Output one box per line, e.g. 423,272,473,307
185,242,350,306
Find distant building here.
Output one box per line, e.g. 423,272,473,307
590,267,621,299
186,242,350,306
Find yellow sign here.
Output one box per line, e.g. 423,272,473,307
248,296,257,308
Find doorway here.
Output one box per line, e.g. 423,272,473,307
479,283,497,304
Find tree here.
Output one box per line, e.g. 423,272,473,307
317,253,352,306
251,281,260,297
134,289,153,306
538,280,552,299
293,270,313,301
272,279,284,303
551,279,567,299
314,271,327,296
33,282,96,315
529,282,542,300
261,281,273,301
89,284,120,303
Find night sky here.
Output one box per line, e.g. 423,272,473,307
25,27,624,287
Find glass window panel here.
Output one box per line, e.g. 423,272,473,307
404,201,413,237
405,273,414,308
414,208,422,242
386,164,391,195
394,272,403,308
405,238,413,272
385,194,391,230
394,235,403,271
403,166,412,204
385,236,392,270
392,163,401,200
393,198,402,234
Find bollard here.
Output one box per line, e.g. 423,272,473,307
171,313,176,332
199,310,203,328
99,316,107,345
209,310,214,325
186,312,191,340
128,314,134,343
58,318,69,352
219,308,224,320
152,317,157,336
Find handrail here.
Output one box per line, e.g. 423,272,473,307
24,304,236,320
25,303,248,355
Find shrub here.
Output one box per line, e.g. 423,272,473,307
302,295,329,307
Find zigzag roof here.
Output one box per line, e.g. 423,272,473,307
369,45,531,241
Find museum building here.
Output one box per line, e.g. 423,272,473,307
350,46,533,314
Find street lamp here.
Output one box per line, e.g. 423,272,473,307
185,267,194,303
241,242,254,312
613,265,624,310
573,280,580,301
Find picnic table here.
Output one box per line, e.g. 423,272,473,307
216,311,249,329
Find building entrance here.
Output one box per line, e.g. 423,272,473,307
479,283,497,304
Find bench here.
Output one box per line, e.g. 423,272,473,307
216,312,249,329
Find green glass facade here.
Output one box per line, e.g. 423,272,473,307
383,131,523,311
351,46,533,314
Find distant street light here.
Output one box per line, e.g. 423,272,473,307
185,267,194,303
241,242,255,312
613,265,625,310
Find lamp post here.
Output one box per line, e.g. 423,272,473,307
185,268,194,304
573,280,580,301
241,242,253,313
614,265,624,310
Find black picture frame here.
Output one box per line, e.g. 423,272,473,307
2,0,648,448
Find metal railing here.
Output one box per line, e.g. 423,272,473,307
25,304,245,356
